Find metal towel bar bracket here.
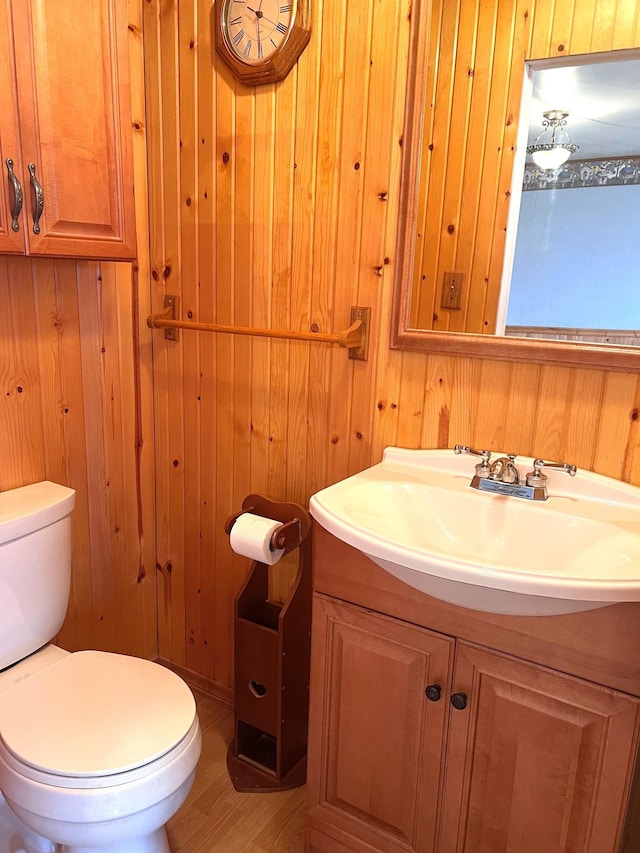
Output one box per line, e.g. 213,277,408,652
147,296,370,361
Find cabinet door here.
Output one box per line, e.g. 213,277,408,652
0,0,26,252
10,0,136,259
438,642,640,853
307,595,454,853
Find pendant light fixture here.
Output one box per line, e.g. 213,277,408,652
527,110,580,170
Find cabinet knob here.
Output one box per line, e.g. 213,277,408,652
425,683,442,702
450,692,468,710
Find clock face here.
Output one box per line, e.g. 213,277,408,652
222,1,295,65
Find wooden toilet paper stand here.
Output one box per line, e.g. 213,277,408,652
224,494,312,792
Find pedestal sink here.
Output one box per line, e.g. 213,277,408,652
309,447,640,616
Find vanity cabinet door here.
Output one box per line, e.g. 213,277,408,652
438,642,640,853
306,595,454,853
5,0,135,260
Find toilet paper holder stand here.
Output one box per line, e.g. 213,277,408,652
224,493,312,793
224,497,308,555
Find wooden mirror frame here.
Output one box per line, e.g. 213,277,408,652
390,0,640,374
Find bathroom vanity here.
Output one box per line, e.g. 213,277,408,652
305,525,640,852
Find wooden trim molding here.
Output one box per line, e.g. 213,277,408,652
391,326,640,373
158,658,234,708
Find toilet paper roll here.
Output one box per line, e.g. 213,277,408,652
229,512,285,565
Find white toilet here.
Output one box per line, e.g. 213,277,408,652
0,481,202,853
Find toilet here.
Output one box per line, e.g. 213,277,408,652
0,481,202,853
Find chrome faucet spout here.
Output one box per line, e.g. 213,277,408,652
488,456,520,485
489,458,504,479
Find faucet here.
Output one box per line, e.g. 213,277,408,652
488,455,520,485
454,445,577,500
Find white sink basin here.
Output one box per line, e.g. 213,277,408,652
309,448,640,616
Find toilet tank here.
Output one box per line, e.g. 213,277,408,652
0,481,76,670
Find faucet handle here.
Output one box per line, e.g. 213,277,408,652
526,458,577,487
454,444,491,460
454,444,491,475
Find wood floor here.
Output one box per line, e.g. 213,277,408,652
167,691,306,852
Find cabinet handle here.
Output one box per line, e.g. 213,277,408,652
425,684,442,702
5,158,23,232
28,163,43,235
450,692,468,710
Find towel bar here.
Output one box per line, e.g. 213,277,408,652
147,297,370,361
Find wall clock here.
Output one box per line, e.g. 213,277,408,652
214,0,312,85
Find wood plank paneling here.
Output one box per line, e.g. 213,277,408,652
143,0,640,694
0,0,156,659
0,254,156,657
7,0,637,694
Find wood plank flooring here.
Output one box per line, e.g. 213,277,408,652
167,692,306,852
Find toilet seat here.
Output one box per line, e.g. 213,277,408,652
0,716,201,829
0,716,200,790
0,650,196,784
0,650,202,835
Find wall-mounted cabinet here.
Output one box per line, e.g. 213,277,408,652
307,526,640,852
0,0,135,260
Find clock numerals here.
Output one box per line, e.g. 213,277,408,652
218,0,312,74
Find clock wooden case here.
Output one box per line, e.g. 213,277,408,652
214,0,311,85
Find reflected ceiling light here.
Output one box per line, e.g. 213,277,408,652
527,109,580,170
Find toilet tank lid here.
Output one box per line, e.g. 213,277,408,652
0,481,76,545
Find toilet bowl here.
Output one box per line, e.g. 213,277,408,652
0,482,202,853
0,648,201,853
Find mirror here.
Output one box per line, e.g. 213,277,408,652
499,56,640,346
391,0,640,371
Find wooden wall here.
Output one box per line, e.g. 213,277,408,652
0,1,157,660
143,0,640,699
3,0,639,697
